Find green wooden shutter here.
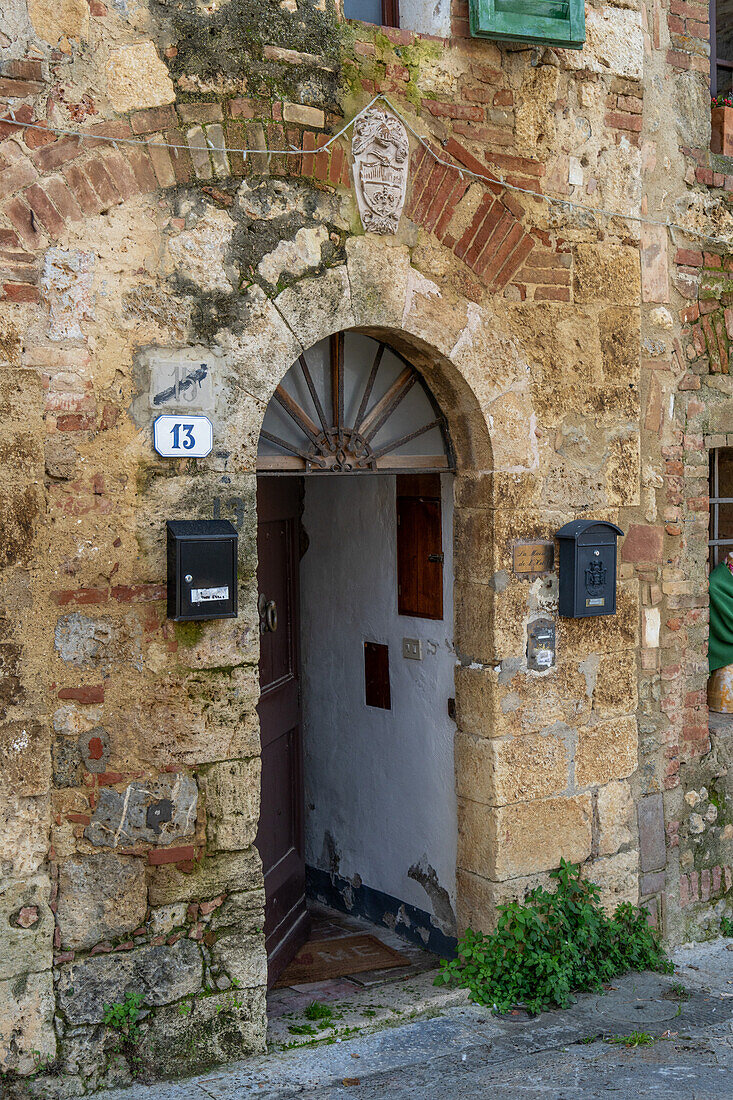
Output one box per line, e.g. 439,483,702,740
468,0,585,48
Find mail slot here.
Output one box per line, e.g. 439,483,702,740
167,520,238,621
556,520,623,618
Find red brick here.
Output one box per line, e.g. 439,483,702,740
455,193,493,260
62,162,104,216
616,94,643,113
56,413,96,430
83,120,134,149
130,105,178,134
43,176,83,223
301,129,316,177
83,158,122,208
0,150,38,201
534,286,570,301
470,63,503,83
676,247,703,266
100,150,139,200
604,110,643,132
493,89,513,107
4,59,44,81
111,584,166,602
23,120,58,150
2,282,39,302
0,76,45,97
148,845,197,865
57,684,105,703
52,588,108,606
24,183,64,237
461,84,494,104
423,169,464,234
482,221,526,287
422,100,483,122
667,49,692,68
66,813,91,825
30,134,82,173
0,103,33,142
411,164,449,226
496,233,535,287
404,146,434,217
621,524,664,562
124,144,158,193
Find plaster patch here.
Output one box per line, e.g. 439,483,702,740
257,226,329,286
168,208,235,294
105,42,176,113
42,249,94,341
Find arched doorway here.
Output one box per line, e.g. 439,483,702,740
255,331,458,985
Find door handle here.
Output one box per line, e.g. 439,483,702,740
258,594,278,634
428,553,444,563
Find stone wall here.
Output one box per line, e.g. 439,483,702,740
0,0,732,1085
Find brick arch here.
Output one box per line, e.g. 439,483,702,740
0,97,544,304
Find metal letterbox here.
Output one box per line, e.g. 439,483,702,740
167,520,238,621
556,520,623,618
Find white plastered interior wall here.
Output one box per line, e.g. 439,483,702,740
300,472,457,924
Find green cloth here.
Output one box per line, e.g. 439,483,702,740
709,561,733,672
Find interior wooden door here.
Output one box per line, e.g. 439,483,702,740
255,476,309,985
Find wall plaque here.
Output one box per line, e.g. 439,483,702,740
352,108,409,235
527,618,556,671
512,541,554,575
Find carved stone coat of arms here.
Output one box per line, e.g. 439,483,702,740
351,108,409,235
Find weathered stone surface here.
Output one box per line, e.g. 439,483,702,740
136,985,266,1076
597,780,635,856
208,888,266,934
574,244,641,306
211,932,268,989
85,774,198,849
458,795,593,881
56,854,148,951
638,792,667,873
582,849,639,915
592,652,638,717
0,970,55,1076
456,867,554,936
0,791,49,877
168,208,235,295
105,42,176,113
1,719,50,797
54,613,142,669
27,0,88,42
57,939,203,1024
202,758,261,851
575,715,638,788
275,266,355,353
257,226,329,286
42,250,94,341
0,874,53,980
455,731,568,806
148,848,263,906
560,6,643,79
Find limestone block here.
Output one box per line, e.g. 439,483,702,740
202,758,261,851
456,867,554,935
458,794,592,880
41,250,95,341
211,932,268,988
560,581,639,658
582,849,639,915
453,508,494,585
105,43,176,113
27,0,88,43
168,208,235,295
453,580,496,665
592,651,638,717
0,970,56,1076
454,666,501,738
402,268,469,360
575,715,638,788
345,237,410,330
257,226,329,286
57,939,203,1024
597,780,635,856
455,731,568,807
559,7,643,80
487,389,539,474
1,719,50,797
56,854,148,951
605,428,640,509
574,245,641,306
599,307,641,387
135,985,266,1076
0,874,53,981
275,266,355,353
0,791,49,877
85,774,198,849
148,848,263,906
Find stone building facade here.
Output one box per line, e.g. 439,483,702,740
1,0,732,1085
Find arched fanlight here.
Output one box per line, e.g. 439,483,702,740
257,332,454,473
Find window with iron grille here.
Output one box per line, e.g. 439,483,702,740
709,448,733,568
343,0,399,26
711,0,733,98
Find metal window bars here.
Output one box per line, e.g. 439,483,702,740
709,448,733,569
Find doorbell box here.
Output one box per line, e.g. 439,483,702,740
166,520,238,621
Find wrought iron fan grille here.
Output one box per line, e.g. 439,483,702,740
257,332,454,473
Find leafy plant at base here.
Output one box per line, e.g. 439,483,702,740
607,1031,656,1047
304,1001,333,1022
721,915,733,936
102,991,145,1073
436,860,672,1015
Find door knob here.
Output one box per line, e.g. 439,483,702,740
258,594,278,634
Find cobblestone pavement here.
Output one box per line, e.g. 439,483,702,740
93,941,733,1099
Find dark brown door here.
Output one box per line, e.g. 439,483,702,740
255,476,309,985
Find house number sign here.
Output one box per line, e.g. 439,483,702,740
153,414,213,458
513,541,554,575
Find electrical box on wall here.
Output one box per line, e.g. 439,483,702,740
555,520,623,618
166,520,238,621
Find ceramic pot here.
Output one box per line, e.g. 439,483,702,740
711,105,733,158
708,662,733,712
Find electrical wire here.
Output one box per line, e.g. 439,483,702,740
4,92,733,250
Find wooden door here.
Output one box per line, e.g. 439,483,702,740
255,476,309,985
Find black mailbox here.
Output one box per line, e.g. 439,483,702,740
556,520,623,618
167,520,238,621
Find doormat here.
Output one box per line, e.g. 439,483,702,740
275,933,411,987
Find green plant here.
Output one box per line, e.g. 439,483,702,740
607,1031,656,1048
437,860,672,1015
288,1023,316,1035
721,915,733,936
102,991,145,1073
304,1001,333,1022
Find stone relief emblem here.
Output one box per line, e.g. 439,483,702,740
352,108,409,234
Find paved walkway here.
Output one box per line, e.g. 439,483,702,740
91,940,733,1099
